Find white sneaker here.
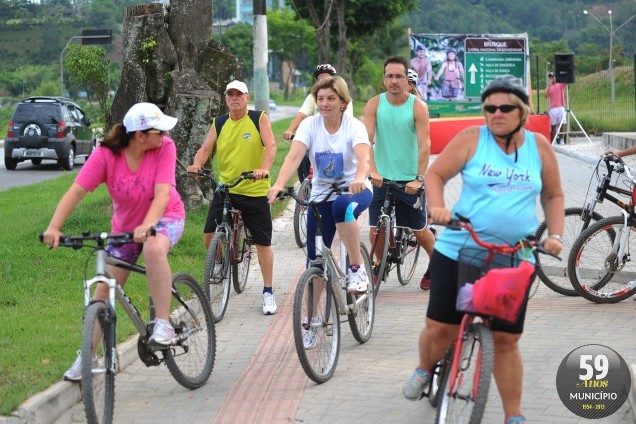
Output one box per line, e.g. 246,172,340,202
347,268,369,293
262,292,278,315
302,327,317,349
150,318,175,345
63,350,99,382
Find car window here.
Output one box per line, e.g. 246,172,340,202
74,107,87,125
12,104,62,124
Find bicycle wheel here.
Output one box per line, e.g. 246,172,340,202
535,207,603,296
347,243,375,344
568,215,636,303
397,228,421,286
293,178,312,249
232,222,251,294
204,231,231,322
164,273,216,389
429,348,452,408
292,266,340,383
436,323,493,424
81,302,115,424
370,215,391,296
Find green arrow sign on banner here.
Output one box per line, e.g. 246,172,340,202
464,37,527,99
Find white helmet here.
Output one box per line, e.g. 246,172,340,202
407,69,418,84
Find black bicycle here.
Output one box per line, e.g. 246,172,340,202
40,230,215,424
369,178,424,295
189,170,257,323
535,153,636,296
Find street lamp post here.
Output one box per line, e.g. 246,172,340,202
584,9,636,108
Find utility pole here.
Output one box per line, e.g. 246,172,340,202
253,0,270,113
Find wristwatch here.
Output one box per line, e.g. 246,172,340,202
416,175,425,182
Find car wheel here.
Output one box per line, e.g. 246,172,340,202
59,146,75,171
4,156,18,170
31,158,43,165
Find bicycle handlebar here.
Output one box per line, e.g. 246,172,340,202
602,153,636,183
188,169,268,190
435,213,559,259
276,182,348,207
369,176,425,209
39,227,157,249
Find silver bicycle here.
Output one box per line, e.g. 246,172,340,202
278,183,375,383
41,230,216,424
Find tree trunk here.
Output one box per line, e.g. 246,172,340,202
334,0,347,77
110,1,243,210
304,0,331,63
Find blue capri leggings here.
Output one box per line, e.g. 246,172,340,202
306,188,372,262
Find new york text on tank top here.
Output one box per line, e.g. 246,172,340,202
479,163,532,193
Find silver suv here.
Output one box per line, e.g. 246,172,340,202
4,97,96,170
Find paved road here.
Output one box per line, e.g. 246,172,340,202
0,105,297,191
5,147,629,424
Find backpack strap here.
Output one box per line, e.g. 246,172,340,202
214,110,263,139
213,113,230,138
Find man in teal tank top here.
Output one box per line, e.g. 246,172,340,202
363,56,436,289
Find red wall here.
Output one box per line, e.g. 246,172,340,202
430,115,550,154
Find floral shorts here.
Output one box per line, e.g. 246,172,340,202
105,217,185,264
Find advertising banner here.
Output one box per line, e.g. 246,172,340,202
409,33,529,112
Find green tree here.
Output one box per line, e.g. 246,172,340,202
268,9,315,99
222,22,254,81
65,44,111,134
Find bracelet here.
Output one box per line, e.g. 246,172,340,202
547,234,563,243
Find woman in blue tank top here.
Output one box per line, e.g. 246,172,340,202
402,76,565,424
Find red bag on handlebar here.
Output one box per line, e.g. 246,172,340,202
471,261,534,323
456,248,535,324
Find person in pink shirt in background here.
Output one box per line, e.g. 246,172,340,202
42,102,186,381
545,72,567,144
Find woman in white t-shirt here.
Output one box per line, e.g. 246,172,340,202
268,76,372,294
283,64,354,183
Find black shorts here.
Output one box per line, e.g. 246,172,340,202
426,250,529,334
204,193,272,246
368,182,427,230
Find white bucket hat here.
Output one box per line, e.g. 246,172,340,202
123,103,178,132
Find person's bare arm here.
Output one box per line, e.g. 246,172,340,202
350,143,371,194
188,123,217,171
267,141,308,203
362,96,381,186
283,112,308,140
43,183,89,249
537,133,565,255
256,113,277,180
405,99,431,194
425,126,479,224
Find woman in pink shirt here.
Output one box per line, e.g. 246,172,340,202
43,103,186,381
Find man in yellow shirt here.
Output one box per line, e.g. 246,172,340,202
188,80,278,315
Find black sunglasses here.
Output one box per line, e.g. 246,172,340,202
484,104,518,114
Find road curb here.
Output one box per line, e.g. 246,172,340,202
7,336,139,424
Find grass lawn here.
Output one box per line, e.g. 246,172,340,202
0,117,294,416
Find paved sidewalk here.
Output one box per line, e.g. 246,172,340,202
5,145,636,424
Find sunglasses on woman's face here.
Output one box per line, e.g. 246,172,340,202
484,104,518,114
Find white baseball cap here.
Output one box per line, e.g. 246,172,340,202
224,80,249,94
123,102,178,132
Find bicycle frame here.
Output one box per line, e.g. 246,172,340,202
282,184,371,316
309,206,371,317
